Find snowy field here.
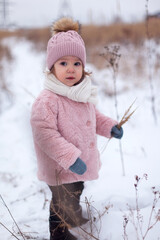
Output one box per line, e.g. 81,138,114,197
0,38,160,240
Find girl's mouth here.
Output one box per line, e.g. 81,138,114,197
66,77,75,80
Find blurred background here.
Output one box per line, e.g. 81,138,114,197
0,0,160,27
0,1,160,239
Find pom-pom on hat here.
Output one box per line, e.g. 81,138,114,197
46,17,86,70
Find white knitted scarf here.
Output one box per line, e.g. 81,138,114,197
44,73,98,105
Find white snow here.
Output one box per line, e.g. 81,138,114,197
0,38,160,240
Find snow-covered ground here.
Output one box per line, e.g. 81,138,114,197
0,38,160,240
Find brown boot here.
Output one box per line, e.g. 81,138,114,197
66,210,89,228
49,218,77,240
64,206,89,228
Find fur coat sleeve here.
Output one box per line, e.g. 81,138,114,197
95,108,118,138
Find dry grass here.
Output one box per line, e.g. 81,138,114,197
0,43,12,61
81,19,160,67
0,19,159,70
0,42,13,112
117,99,137,129
0,20,159,90
0,19,160,53
0,19,159,101
82,19,160,46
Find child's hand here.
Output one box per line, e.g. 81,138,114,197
69,157,87,175
111,125,123,139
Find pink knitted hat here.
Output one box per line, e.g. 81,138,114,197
46,18,86,70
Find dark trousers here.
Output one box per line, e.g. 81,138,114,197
48,182,84,239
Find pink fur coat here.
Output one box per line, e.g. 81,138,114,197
30,90,117,186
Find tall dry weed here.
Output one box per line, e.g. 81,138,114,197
145,0,158,124
100,45,126,176
123,174,160,240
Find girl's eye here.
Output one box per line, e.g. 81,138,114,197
74,62,81,66
60,62,67,66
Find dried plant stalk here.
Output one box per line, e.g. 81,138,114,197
0,222,20,240
0,194,26,240
117,99,137,129
101,100,137,162
145,0,157,124
100,45,126,176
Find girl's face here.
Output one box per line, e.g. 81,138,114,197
51,56,83,87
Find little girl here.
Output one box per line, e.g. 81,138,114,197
30,18,123,240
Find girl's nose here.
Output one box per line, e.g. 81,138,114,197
67,65,75,73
